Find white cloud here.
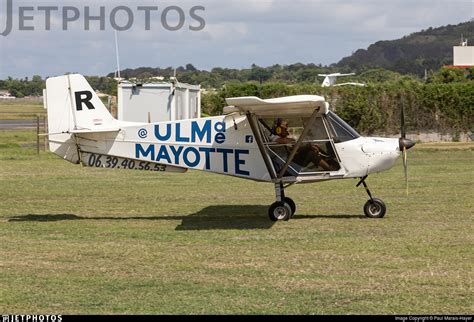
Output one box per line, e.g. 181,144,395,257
200,22,248,41
0,0,472,78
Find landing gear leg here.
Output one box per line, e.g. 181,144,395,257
357,176,386,218
268,182,296,221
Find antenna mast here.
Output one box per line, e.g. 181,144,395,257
114,30,121,79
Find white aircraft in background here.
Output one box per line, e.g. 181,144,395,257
319,73,366,87
45,74,415,221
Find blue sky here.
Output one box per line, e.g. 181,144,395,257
0,0,472,79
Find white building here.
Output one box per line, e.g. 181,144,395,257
117,79,201,123
453,46,474,66
453,37,473,67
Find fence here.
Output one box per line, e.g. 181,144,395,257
0,111,48,154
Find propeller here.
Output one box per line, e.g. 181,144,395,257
399,102,416,196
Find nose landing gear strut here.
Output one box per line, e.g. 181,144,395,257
357,176,386,218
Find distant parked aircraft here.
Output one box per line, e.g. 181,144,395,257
318,73,365,87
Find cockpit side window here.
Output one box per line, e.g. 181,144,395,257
303,117,329,141
257,119,273,143
326,111,360,143
259,116,341,175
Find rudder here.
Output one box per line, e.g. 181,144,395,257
45,74,118,163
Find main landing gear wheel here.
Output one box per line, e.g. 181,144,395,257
268,201,292,222
284,197,296,217
364,198,386,218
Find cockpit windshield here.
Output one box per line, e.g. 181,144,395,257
326,111,360,143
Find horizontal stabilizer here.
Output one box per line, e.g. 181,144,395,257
69,128,120,134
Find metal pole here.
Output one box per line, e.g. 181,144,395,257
43,115,48,151
115,30,121,79
36,115,40,155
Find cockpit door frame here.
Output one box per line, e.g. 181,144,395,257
321,115,342,164
276,109,321,178
246,112,278,180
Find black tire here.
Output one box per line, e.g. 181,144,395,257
268,201,291,222
364,198,386,218
284,197,296,217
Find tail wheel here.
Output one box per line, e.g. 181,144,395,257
364,198,386,218
284,197,296,217
268,202,292,222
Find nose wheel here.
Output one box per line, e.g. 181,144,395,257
357,176,387,218
364,198,386,218
268,183,296,221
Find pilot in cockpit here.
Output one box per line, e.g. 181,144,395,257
271,118,337,172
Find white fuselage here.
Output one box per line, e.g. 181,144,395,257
336,137,401,178
68,115,402,183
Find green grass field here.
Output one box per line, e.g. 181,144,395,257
0,130,473,315
0,100,45,120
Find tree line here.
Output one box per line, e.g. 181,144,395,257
108,64,415,89
0,75,117,98
201,68,473,136
1,66,472,137
2,64,471,98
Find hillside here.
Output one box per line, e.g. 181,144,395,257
105,22,473,86
336,21,474,75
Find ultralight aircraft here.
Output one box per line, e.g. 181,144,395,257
45,74,415,221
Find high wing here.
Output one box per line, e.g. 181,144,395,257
223,95,328,116
333,82,366,87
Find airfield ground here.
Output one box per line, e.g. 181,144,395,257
0,102,473,314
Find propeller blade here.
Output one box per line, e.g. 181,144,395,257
400,99,413,197
401,102,406,139
403,146,408,196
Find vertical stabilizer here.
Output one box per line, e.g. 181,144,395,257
45,74,118,163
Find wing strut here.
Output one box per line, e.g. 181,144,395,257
277,109,320,178
246,112,277,180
